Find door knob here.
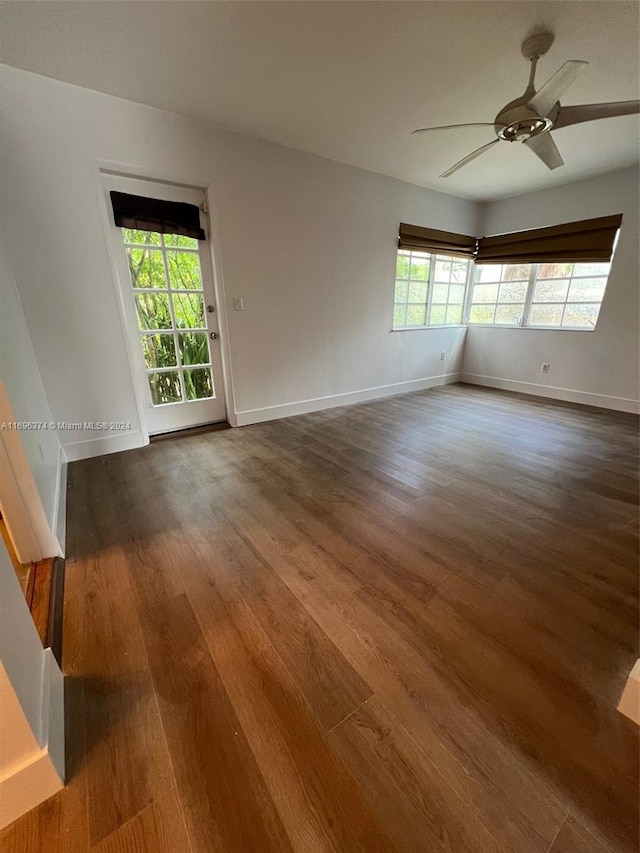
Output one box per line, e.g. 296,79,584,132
210,332,218,340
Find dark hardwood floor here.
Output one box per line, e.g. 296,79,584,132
2,384,638,852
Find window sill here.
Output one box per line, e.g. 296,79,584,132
391,324,468,332
468,323,596,332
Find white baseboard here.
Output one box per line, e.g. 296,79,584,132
235,373,461,426
0,650,64,830
0,748,63,830
63,429,146,462
461,373,640,414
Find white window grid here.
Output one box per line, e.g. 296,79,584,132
393,248,613,333
463,262,611,331
393,250,473,330
122,231,214,405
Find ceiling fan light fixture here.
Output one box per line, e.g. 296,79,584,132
498,116,553,142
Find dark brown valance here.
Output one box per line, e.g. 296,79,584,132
475,214,622,265
398,223,477,258
110,192,206,241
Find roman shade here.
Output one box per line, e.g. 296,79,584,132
475,214,622,264
398,223,477,258
110,191,206,240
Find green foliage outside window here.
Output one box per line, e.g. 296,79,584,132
123,229,214,404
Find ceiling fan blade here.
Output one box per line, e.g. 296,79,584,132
412,123,497,135
440,139,500,178
554,100,640,129
525,133,564,170
527,60,589,118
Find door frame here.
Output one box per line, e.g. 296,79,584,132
94,161,237,443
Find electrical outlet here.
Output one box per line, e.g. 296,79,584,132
233,297,244,311
440,351,446,361
541,363,550,374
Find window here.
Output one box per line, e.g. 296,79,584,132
528,262,611,329
468,264,530,327
468,261,611,330
393,250,471,329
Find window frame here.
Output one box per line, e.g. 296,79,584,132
464,261,611,332
392,250,614,334
392,249,474,332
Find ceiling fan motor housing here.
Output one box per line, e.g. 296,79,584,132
495,104,553,142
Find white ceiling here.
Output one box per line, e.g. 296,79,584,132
1,1,638,201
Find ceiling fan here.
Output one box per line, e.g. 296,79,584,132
412,32,640,178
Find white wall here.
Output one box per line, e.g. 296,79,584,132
0,224,65,556
463,168,639,412
0,65,477,457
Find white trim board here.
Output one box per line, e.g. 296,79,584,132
235,373,461,426
51,444,67,557
63,429,147,463
461,373,640,414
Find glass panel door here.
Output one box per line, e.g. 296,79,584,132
105,176,226,436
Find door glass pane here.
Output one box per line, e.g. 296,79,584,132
172,293,206,328
148,371,182,405
141,334,177,369
136,292,172,330
166,251,202,289
163,234,199,249
179,332,210,365
122,229,161,246
184,368,214,400
127,248,166,288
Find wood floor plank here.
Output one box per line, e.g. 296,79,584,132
329,697,505,853
91,790,190,853
549,813,621,853
184,572,398,853
169,486,373,732
27,383,637,853
29,558,53,645
393,582,638,852
82,546,174,847
141,592,293,853
274,548,566,853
